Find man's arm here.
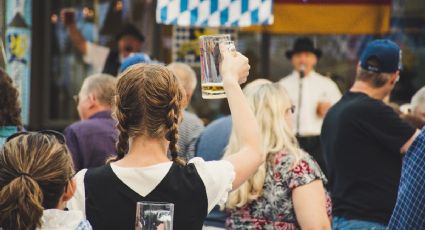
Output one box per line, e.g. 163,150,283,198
401,129,420,153
62,11,109,72
67,23,87,55
365,103,419,155
61,10,87,55
317,81,341,118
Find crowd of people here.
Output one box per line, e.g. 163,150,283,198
1,21,425,230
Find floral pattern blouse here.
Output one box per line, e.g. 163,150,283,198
226,150,332,230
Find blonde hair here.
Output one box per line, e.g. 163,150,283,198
225,82,304,209
0,133,74,230
113,64,186,165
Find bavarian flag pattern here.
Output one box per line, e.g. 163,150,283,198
156,0,274,27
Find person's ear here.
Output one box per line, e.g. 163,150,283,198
311,55,318,67
180,89,189,108
186,91,193,105
389,71,400,85
87,93,97,108
62,178,77,202
356,62,362,70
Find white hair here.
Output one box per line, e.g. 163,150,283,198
80,73,117,107
166,62,197,95
411,86,425,113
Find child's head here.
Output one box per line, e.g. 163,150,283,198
0,132,75,229
113,64,185,164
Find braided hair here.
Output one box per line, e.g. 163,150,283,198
165,95,186,165
112,64,186,165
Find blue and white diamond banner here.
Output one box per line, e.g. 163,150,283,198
156,0,274,27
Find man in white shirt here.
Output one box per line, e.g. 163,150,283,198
63,12,146,76
280,37,341,174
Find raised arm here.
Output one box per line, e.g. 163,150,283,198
219,46,264,190
67,24,87,55
61,10,87,55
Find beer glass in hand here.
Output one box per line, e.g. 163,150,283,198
61,8,76,26
199,34,237,99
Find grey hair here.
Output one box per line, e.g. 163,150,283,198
167,62,197,94
80,73,117,107
411,87,425,114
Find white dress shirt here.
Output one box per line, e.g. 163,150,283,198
280,70,342,136
83,42,148,74
83,42,110,73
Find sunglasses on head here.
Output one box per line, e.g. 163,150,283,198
6,130,66,144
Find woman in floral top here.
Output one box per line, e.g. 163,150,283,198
225,81,331,230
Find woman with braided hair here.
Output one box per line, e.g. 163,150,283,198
67,45,264,229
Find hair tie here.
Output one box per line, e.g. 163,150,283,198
18,172,33,178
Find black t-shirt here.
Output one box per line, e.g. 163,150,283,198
321,91,416,225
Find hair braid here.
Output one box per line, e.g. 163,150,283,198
165,96,185,165
115,125,129,161
112,96,130,161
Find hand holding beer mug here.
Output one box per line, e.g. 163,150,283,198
219,44,250,86
200,34,244,99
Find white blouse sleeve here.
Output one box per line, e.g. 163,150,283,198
189,157,235,213
67,169,87,217
83,41,110,73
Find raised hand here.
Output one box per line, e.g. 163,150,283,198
219,44,250,85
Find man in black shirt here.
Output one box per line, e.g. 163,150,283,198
321,39,419,229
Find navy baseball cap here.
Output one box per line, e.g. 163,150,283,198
360,39,401,73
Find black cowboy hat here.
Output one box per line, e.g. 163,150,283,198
115,24,145,42
285,37,322,59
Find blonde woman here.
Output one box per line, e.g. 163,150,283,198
226,82,331,229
